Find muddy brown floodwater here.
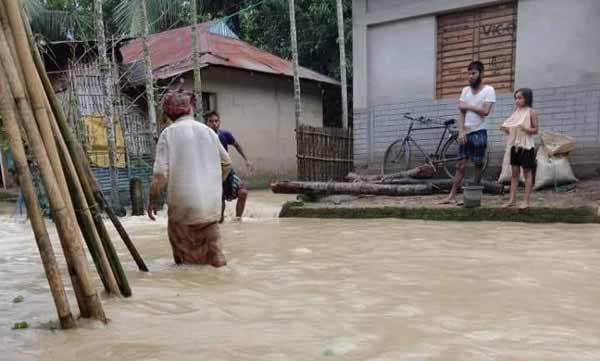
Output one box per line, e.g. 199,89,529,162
1,191,600,361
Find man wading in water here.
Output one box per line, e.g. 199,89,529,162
204,111,251,223
148,91,232,267
441,61,496,205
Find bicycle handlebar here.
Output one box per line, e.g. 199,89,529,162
403,113,431,124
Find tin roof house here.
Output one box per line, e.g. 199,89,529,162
119,20,339,182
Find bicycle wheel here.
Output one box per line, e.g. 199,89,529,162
382,139,411,174
440,135,489,179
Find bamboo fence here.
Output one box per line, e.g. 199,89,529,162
296,125,353,182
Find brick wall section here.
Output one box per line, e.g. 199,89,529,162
354,84,600,176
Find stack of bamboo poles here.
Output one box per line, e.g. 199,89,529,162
0,0,147,329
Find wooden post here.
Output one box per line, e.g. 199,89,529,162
190,0,204,119
94,0,123,214
140,0,158,137
0,62,77,330
0,22,105,321
130,177,144,216
0,149,6,189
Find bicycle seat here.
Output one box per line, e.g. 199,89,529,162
444,119,456,126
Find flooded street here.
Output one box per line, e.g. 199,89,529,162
1,191,600,361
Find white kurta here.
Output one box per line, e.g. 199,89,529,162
153,115,232,225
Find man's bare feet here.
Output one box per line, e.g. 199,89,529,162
502,202,516,209
518,203,530,210
438,198,457,205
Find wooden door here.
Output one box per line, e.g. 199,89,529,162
436,1,517,98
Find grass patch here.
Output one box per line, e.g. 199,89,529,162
280,202,600,224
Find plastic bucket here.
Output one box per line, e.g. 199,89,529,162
463,185,484,208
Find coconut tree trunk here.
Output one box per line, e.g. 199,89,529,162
0,21,105,321
270,180,433,196
140,0,158,137
0,61,76,330
335,0,348,129
190,0,204,119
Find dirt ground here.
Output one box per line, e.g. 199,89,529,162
314,178,600,209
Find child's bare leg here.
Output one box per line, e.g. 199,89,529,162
235,188,248,218
520,169,533,209
502,166,520,208
219,199,226,223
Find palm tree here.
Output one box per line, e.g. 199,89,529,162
22,0,95,41
114,0,244,37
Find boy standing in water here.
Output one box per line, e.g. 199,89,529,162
204,111,251,222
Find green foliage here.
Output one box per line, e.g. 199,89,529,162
23,0,96,41
239,0,353,124
112,0,243,37
12,321,29,330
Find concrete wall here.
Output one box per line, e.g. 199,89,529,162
354,0,600,107
367,17,436,105
182,67,324,183
514,0,600,89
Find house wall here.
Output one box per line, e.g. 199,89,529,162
182,67,324,183
354,0,600,106
353,0,600,176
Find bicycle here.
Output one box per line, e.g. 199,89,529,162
382,113,489,178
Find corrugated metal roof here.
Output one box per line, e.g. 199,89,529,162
119,21,339,86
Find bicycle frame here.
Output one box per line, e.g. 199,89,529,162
403,119,454,165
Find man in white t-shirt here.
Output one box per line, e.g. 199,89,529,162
441,61,496,205
148,90,232,267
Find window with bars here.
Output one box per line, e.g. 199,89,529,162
436,1,517,98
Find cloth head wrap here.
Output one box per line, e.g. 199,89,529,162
162,90,196,120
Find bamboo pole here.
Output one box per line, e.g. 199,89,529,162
0,0,26,91
0,21,90,318
3,0,76,223
22,5,121,297
94,0,123,213
0,10,106,321
190,0,204,119
50,107,121,296
82,145,148,275
335,0,348,129
140,0,158,137
31,32,147,279
288,0,302,130
0,62,77,330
